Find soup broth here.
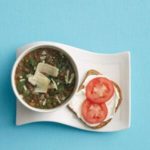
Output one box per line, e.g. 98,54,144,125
15,47,76,109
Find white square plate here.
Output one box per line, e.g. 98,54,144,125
16,41,131,132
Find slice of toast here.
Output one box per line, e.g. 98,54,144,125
67,69,122,129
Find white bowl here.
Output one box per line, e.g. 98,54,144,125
11,43,79,113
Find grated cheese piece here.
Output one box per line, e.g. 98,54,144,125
36,63,59,77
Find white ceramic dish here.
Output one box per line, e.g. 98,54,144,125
11,44,79,113
16,41,131,132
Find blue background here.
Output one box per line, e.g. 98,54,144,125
0,0,149,149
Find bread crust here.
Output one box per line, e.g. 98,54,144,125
67,69,122,129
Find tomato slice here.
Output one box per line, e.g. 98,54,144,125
81,100,108,124
86,77,114,103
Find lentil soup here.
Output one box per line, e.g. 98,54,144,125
15,47,76,109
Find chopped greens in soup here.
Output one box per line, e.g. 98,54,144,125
15,47,76,109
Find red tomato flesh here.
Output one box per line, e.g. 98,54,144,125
81,100,108,124
86,77,114,103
